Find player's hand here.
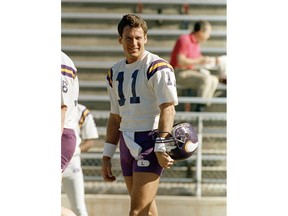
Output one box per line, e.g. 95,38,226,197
155,152,175,169
101,156,116,182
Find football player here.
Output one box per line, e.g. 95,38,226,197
61,51,79,216
61,51,79,173
101,14,178,216
62,104,99,216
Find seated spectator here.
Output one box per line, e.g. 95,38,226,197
170,20,225,111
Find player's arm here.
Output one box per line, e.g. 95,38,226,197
158,102,175,138
79,139,96,152
79,112,99,152
105,113,121,145
148,63,178,168
155,102,176,168
101,113,121,182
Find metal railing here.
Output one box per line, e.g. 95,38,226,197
82,110,226,197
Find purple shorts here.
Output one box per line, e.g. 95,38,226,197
61,128,76,173
119,131,163,176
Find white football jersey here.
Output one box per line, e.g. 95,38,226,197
106,51,178,132
61,51,79,130
73,104,99,156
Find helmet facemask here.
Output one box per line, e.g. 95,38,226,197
154,122,198,160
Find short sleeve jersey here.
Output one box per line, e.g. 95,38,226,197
73,104,99,156
106,51,178,132
61,51,79,129
170,34,202,69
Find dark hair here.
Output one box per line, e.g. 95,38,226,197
117,14,148,37
193,20,211,32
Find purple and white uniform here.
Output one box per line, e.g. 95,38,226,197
61,51,79,173
106,51,178,176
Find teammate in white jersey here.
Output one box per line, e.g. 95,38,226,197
62,104,99,216
61,51,79,173
61,51,79,216
101,14,178,216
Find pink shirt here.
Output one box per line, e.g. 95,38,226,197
170,34,202,69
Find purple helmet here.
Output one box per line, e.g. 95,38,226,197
168,122,198,160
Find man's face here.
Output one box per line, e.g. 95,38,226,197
119,26,147,63
199,24,212,42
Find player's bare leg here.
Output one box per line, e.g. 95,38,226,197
149,199,158,216
124,172,160,216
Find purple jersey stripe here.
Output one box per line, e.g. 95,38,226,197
147,60,173,80
79,108,90,128
61,64,77,79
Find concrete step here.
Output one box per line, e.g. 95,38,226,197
62,194,227,216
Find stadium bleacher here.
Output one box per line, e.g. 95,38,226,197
61,0,227,199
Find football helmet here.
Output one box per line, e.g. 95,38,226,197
155,122,198,160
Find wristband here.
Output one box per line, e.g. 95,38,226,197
154,137,166,152
103,143,117,158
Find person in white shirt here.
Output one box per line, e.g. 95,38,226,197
62,104,99,216
61,51,79,173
